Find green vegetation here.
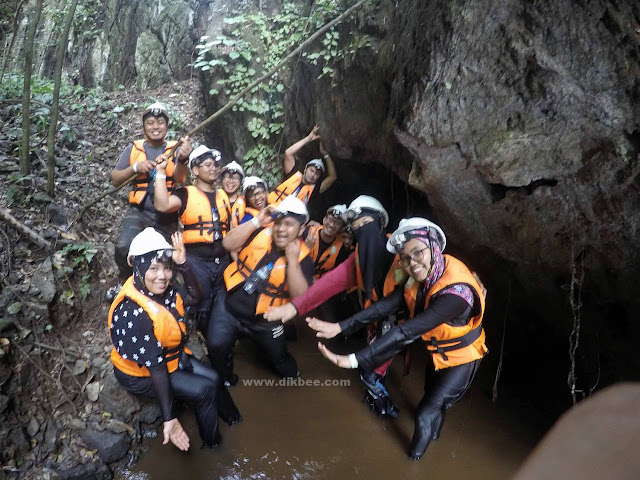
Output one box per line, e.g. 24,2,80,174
53,242,98,303
193,0,371,187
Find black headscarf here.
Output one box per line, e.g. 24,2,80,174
130,251,179,313
353,222,393,300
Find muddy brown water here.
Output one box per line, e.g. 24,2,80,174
118,322,543,480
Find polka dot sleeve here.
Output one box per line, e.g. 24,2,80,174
110,299,165,368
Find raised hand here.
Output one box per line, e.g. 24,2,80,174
155,154,170,172
171,232,186,265
284,237,301,262
307,125,320,142
257,205,275,225
178,135,192,160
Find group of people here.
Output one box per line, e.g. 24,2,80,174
106,102,488,461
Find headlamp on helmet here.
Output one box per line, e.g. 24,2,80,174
127,227,174,265
305,158,325,173
142,102,170,123
243,176,268,196
273,195,309,225
345,195,389,231
153,249,174,263
220,161,245,181
188,145,222,170
386,218,447,254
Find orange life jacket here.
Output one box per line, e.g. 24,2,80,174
355,242,408,309
267,171,316,206
244,207,261,218
180,186,228,244
404,255,487,370
223,228,310,315
217,189,245,230
108,277,190,377
128,140,178,205
307,225,349,279
243,207,273,229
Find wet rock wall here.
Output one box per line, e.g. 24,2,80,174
279,0,640,409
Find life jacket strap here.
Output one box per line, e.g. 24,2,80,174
425,324,482,361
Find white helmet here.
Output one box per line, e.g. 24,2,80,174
305,158,325,172
127,227,173,261
188,145,222,170
220,161,245,181
387,217,446,254
274,195,309,225
142,102,169,123
345,195,389,228
243,175,268,196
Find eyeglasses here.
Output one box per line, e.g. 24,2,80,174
398,247,429,267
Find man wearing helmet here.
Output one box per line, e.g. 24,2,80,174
307,218,488,461
218,161,246,230
240,176,269,225
154,146,241,398
267,125,337,207
264,195,410,416
111,102,192,283
302,204,353,280
207,196,316,381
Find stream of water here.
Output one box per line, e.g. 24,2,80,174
118,321,543,480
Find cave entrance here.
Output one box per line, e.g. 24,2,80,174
306,158,433,228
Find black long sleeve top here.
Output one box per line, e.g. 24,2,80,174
337,286,473,371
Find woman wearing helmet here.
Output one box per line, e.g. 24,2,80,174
108,228,240,451
307,218,488,460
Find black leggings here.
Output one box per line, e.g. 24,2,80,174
207,291,298,379
409,359,481,459
114,357,220,446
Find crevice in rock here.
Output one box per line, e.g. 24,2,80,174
489,178,559,203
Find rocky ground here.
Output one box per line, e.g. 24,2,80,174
0,78,210,479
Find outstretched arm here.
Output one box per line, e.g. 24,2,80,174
355,294,472,371
263,252,358,323
283,125,320,175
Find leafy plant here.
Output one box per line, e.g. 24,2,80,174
56,242,97,270
53,242,98,304
193,0,372,181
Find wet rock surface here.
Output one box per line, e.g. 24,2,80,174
275,0,640,410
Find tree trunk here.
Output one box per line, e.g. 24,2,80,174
0,0,26,83
20,0,44,175
47,0,79,197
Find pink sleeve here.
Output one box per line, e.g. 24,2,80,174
292,252,358,315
